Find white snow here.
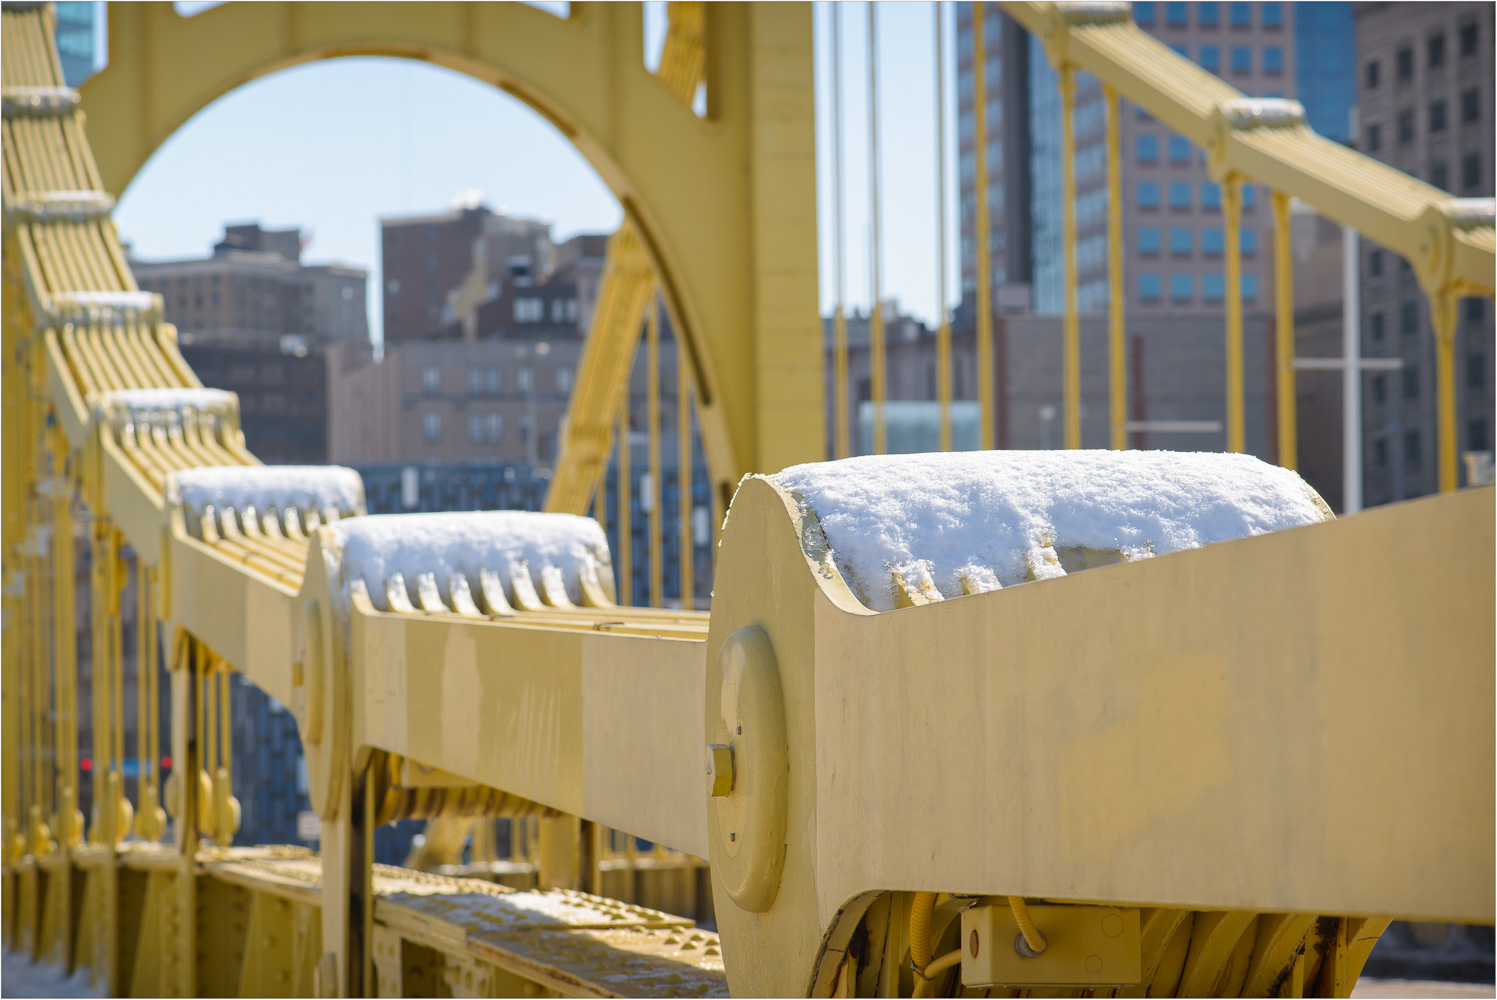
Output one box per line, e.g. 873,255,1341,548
769,450,1332,612
171,466,366,519
322,510,613,614
96,387,235,420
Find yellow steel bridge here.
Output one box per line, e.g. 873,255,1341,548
2,2,1492,997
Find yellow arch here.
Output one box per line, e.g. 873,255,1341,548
82,1,825,491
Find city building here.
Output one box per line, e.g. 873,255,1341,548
129,223,369,464
1354,1,1495,504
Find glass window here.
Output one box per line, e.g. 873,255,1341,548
1137,181,1162,209
1170,227,1194,255
1375,438,1388,468
1404,429,1421,468
1170,273,1194,302
1396,46,1412,81
1139,227,1162,254
1238,273,1258,300
557,366,574,394
517,366,534,393
1467,353,1485,389
1460,21,1478,57
1371,312,1385,340
485,412,503,443
1429,99,1447,133
1231,46,1252,73
486,366,501,395
1462,88,1479,124
468,368,483,396
1167,2,1188,27
1202,182,1222,209
1373,375,1387,404
423,411,442,444
1198,3,1219,27
1431,161,1449,191
1262,2,1282,28
1464,153,1482,190
422,364,441,395
1136,135,1159,163
468,412,484,444
1366,123,1381,151
1199,45,1221,72
1466,298,1486,324
1202,273,1225,301
1169,182,1192,209
1263,47,1283,74
1402,365,1420,399
1469,418,1488,452
1369,250,1384,276
1240,227,1258,255
1139,273,1162,301
1401,300,1418,334
1134,2,1156,25
1168,135,1191,163
1428,33,1445,69
1242,184,1257,209
1170,44,1189,58
1202,227,1225,255
1229,2,1251,28
1365,61,1380,89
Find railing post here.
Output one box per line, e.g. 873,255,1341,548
973,1,994,450
1061,65,1080,449
868,3,887,455
1105,83,1126,450
1431,290,1459,492
1272,190,1296,468
1223,174,1246,453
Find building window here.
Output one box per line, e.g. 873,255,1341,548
1470,418,1489,452
468,413,484,444
387,279,400,296
468,368,484,396
1401,300,1418,334
1170,43,1189,59
1169,227,1193,255
1199,45,1221,71
1462,88,1480,124
1460,21,1478,58
1374,438,1388,468
1428,32,1445,70
1404,429,1421,468
1369,250,1384,276
1241,273,1259,300
1431,161,1449,192
1168,182,1192,209
1466,299,1486,324
1365,61,1380,89
1202,273,1225,301
1230,46,1252,74
1463,153,1482,190
1402,364,1420,399
1261,2,1281,28
1371,312,1385,341
514,297,544,322
1398,110,1414,143
1429,99,1447,133
1202,227,1224,255
517,366,534,394
423,412,442,444
1198,3,1218,28
1139,228,1162,254
1134,2,1156,26
485,412,503,443
1468,352,1486,390
1229,2,1250,29
1168,135,1191,163
422,364,441,395
1396,46,1412,82
1136,135,1159,163
1201,182,1222,210
1139,273,1162,301
485,366,501,395
1263,47,1283,75
1166,2,1188,27
426,253,438,271
1240,227,1258,255
557,366,574,394
1372,375,1387,404
1137,182,1161,209
1365,123,1381,151
1170,273,1194,302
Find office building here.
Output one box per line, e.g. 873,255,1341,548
1355,2,1495,504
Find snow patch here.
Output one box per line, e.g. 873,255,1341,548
322,510,613,614
769,450,1331,612
171,466,366,519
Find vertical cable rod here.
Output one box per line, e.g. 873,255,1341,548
1224,174,1245,453
618,392,633,606
832,4,850,460
935,1,952,452
1061,66,1080,449
868,1,887,455
1105,84,1126,450
647,296,662,608
677,337,694,610
973,1,994,450
1272,191,1296,468
1432,291,1459,492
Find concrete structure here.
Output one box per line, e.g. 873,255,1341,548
1354,1,1496,504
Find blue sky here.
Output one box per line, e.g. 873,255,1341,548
113,2,961,346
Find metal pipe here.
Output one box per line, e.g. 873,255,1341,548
973,0,994,450
1105,83,1125,450
1272,191,1296,468
935,2,952,452
647,296,662,608
1061,66,1080,449
1341,223,1361,513
1433,291,1459,492
618,380,633,606
868,2,887,455
833,5,850,460
1224,174,1245,453
677,337,693,610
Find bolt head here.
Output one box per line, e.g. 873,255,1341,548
706,744,734,797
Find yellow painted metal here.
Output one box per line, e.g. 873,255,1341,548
972,1,995,450
1431,290,1459,492
832,7,850,460
867,3,887,457
678,342,694,609
1223,173,1246,453
1105,83,1126,450
1273,190,1297,469
1060,66,1081,449
935,4,952,454
618,397,634,608
647,296,663,609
